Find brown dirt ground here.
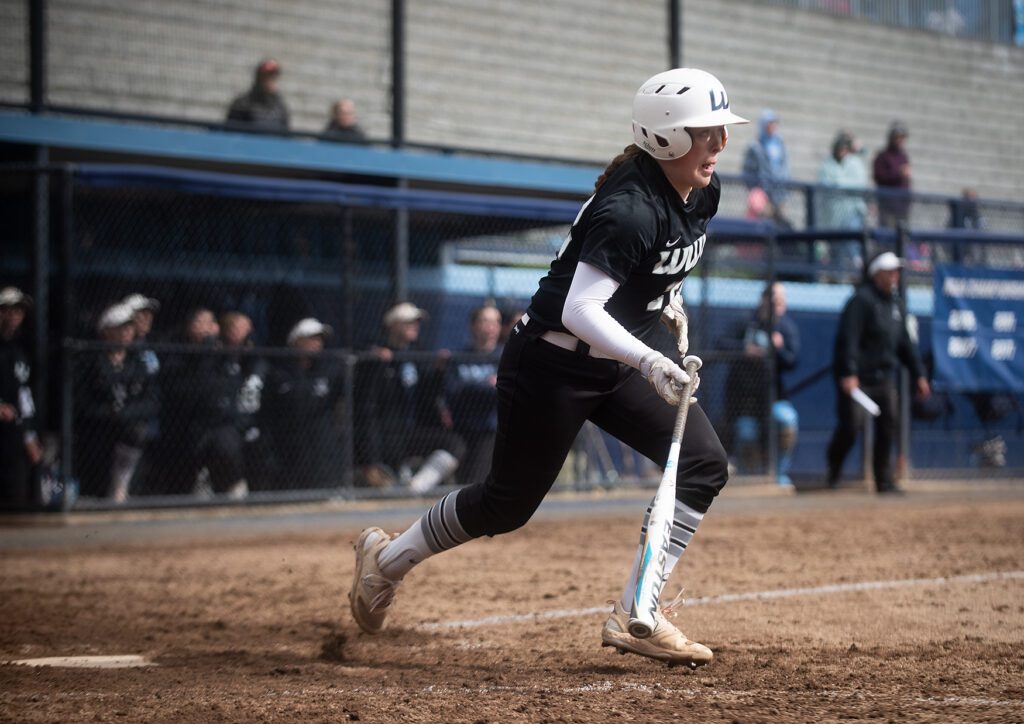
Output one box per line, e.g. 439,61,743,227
1,485,1023,723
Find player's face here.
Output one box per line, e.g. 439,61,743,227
0,305,25,338
680,126,727,189
133,309,154,337
293,335,324,353
103,322,135,346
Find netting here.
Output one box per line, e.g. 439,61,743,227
4,165,1024,509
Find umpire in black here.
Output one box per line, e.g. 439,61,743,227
827,251,930,493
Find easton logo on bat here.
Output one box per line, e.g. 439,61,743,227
634,517,672,620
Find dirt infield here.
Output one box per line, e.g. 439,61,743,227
2,484,1023,722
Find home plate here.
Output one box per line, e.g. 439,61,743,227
6,655,156,669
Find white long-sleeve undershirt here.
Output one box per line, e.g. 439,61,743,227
560,261,657,370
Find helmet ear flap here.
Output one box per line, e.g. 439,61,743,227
674,129,693,157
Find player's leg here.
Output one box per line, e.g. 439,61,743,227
405,426,467,494
826,383,860,487
349,334,611,633
590,370,724,666
867,380,899,492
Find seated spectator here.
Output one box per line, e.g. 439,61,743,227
354,302,466,493
323,98,367,143
0,287,42,509
74,303,158,502
226,58,289,133
220,311,277,490
446,303,502,485
159,307,248,499
266,318,344,489
723,282,800,486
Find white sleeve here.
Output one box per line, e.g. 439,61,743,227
561,261,656,369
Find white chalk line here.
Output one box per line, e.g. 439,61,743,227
3,655,156,669
421,570,1024,631
267,684,1023,709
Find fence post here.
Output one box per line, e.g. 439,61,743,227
805,183,816,229
59,341,74,512
896,222,911,485
340,352,357,492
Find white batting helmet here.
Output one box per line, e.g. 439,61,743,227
632,68,749,160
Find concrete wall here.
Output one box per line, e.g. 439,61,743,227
0,0,29,105
8,0,1024,201
685,1,1024,204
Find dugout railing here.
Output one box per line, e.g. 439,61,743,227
3,164,1024,510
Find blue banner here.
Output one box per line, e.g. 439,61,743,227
932,264,1024,392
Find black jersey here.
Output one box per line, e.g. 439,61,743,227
528,153,719,342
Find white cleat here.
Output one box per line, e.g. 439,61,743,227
601,600,713,668
348,527,401,634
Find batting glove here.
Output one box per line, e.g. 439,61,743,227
660,287,689,358
640,351,690,407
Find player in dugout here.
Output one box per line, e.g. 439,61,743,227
347,68,748,668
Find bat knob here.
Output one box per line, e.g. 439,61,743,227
627,618,655,639
682,354,703,373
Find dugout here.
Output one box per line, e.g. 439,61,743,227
4,159,1024,510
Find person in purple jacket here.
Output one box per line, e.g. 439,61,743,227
872,121,912,228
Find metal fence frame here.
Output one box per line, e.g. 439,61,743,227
4,163,1024,511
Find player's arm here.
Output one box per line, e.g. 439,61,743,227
562,262,689,405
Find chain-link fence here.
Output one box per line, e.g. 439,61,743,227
4,164,1024,510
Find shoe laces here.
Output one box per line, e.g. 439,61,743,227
361,573,401,612
659,588,687,621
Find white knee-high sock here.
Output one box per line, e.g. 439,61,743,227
618,500,705,611
377,491,473,580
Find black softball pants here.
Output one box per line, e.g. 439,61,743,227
826,378,898,491
454,322,729,538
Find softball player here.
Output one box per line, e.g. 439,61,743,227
349,68,748,667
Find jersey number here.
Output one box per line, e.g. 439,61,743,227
647,280,682,312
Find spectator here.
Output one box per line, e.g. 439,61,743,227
266,318,344,489
323,98,367,143
724,282,800,487
446,303,503,485
873,121,912,228
220,311,277,491
354,302,466,493
74,303,158,502
226,58,289,133
160,307,248,499
743,109,792,227
0,287,42,508
951,187,985,230
817,130,869,230
826,252,930,494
